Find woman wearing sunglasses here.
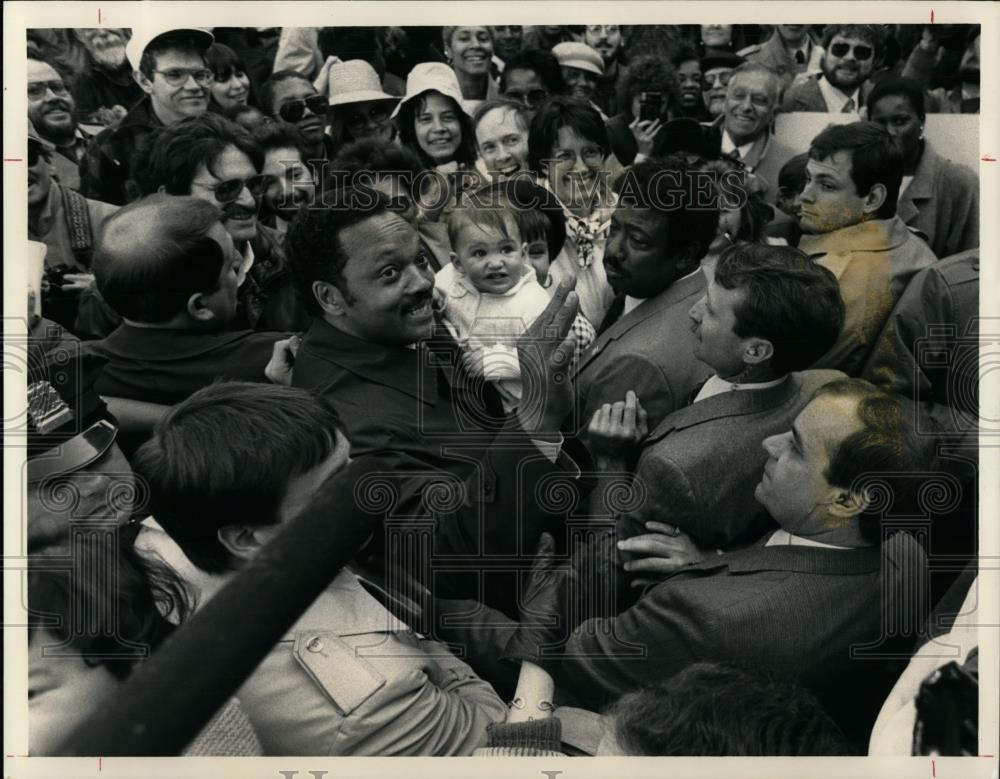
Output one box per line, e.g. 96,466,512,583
260,71,334,165
325,60,399,151
205,43,252,114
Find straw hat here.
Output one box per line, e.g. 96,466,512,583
552,42,604,76
327,60,399,107
125,26,214,72
391,62,467,120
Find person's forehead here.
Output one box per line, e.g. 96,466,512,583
677,59,702,73
614,203,666,235
273,77,316,104
798,393,863,452
729,72,772,93
554,125,596,148
704,66,734,78
830,33,872,48
263,146,304,171
419,92,455,113
153,49,206,69
454,26,490,38
455,220,507,247
477,107,522,138
505,68,543,89
871,94,914,116
196,145,257,179
341,212,419,266
807,151,852,179
707,276,745,313
28,59,60,82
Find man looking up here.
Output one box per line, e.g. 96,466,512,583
81,26,214,205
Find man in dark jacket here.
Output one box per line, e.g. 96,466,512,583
80,26,213,205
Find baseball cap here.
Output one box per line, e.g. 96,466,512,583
125,26,214,72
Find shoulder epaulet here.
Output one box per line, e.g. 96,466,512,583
293,631,386,715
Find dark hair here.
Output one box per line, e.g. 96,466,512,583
777,152,810,198
133,382,346,574
808,121,903,220
618,55,681,117
93,195,226,323
318,26,384,75
698,157,771,243
670,40,701,69
138,30,209,80
514,206,551,245
225,103,267,132
821,24,884,55
28,535,189,679
251,118,306,157
395,91,477,169
137,112,263,196
607,662,852,755
259,70,313,115
812,379,932,544
331,137,425,184
714,243,845,375
499,48,567,95
204,43,247,83
612,155,720,265
26,51,72,85
866,74,927,122
527,95,610,175
285,186,391,316
446,198,519,254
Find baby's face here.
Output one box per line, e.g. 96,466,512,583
454,223,526,294
526,238,551,285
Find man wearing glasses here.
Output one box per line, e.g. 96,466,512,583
80,26,214,206
700,52,744,119
781,25,880,116
27,55,95,191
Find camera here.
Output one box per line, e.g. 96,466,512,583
638,91,663,122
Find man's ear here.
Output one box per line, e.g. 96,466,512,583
134,69,154,96
217,525,262,561
743,337,774,367
862,182,887,216
313,280,349,317
828,486,868,521
187,292,217,323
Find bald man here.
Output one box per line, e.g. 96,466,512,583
84,194,291,404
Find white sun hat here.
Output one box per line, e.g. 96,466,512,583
327,60,399,107
391,62,467,120
125,26,214,72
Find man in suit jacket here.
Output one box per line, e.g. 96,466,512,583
780,24,880,115
738,25,824,91
287,189,584,612
498,378,933,750
572,155,719,444
608,243,846,552
798,121,936,375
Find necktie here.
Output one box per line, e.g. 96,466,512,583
842,97,856,113
795,49,806,65
597,294,626,335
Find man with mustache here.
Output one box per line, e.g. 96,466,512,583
286,188,585,614
781,24,880,115
80,26,213,206
584,25,628,118
699,52,743,119
571,155,719,447
69,28,144,125
27,56,95,191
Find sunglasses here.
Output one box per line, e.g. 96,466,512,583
277,95,328,123
703,71,732,88
27,79,70,100
196,174,276,204
154,68,214,87
829,42,874,61
344,105,391,133
504,88,548,108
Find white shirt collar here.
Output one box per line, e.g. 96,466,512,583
694,373,785,403
765,528,849,550
235,240,255,288
817,75,861,115
720,129,756,161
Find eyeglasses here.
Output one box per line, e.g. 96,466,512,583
829,42,874,61
504,88,548,108
702,71,732,88
344,105,391,133
27,80,70,100
194,174,276,204
153,68,214,87
276,95,328,123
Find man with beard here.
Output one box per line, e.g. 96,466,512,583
286,188,585,614
69,28,144,125
28,123,117,335
137,113,310,332
781,24,880,115
584,25,628,118
27,56,95,191
699,52,743,119
739,25,824,91
251,121,317,234
571,155,718,446
81,26,214,205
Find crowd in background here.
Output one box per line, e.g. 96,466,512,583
23,22,982,758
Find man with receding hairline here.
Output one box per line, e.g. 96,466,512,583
84,194,292,404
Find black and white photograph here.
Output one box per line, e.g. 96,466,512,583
3,2,997,777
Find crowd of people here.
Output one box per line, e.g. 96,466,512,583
23,22,982,758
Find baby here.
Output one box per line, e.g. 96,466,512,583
437,200,550,409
